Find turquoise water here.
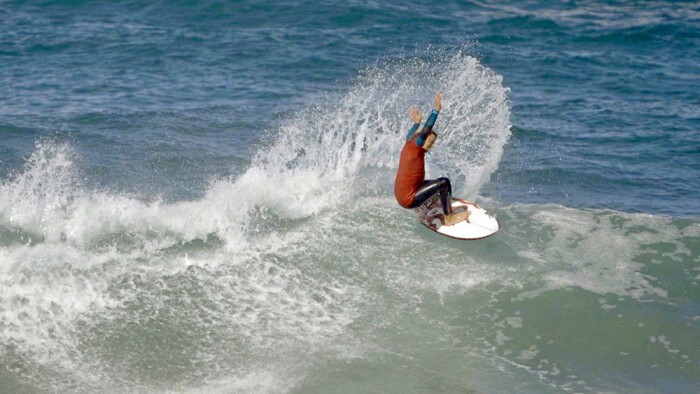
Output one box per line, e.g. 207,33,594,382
1,1,698,392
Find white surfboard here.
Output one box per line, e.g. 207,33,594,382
417,198,499,240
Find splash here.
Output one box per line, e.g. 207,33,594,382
247,51,511,212
0,141,77,244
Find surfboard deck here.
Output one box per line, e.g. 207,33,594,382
417,198,499,240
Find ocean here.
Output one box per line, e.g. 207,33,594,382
0,0,698,392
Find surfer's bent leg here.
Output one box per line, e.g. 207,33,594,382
408,177,453,215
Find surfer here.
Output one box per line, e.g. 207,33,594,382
394,91,470,226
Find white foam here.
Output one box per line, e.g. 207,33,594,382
510,204,697,300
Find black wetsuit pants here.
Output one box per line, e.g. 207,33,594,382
408,177,453,215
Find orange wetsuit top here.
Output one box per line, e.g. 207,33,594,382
395,140,425,208
394,109,439,208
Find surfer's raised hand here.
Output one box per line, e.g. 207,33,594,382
434,91,442,111
410,105,422,123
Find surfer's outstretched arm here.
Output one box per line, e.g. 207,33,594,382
405,105,422,141
415,91,441,146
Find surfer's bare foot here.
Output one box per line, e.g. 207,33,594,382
442,210,470,226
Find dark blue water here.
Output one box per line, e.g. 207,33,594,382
1,1,699,392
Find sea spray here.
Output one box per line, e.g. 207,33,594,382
248,51,511,213
0,141,77,244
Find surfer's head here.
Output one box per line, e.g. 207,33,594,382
422,131,437,151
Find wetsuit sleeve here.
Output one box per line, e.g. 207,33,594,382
405,122,420,141
415,109,439,146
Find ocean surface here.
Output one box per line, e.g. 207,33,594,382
1,0,698,392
